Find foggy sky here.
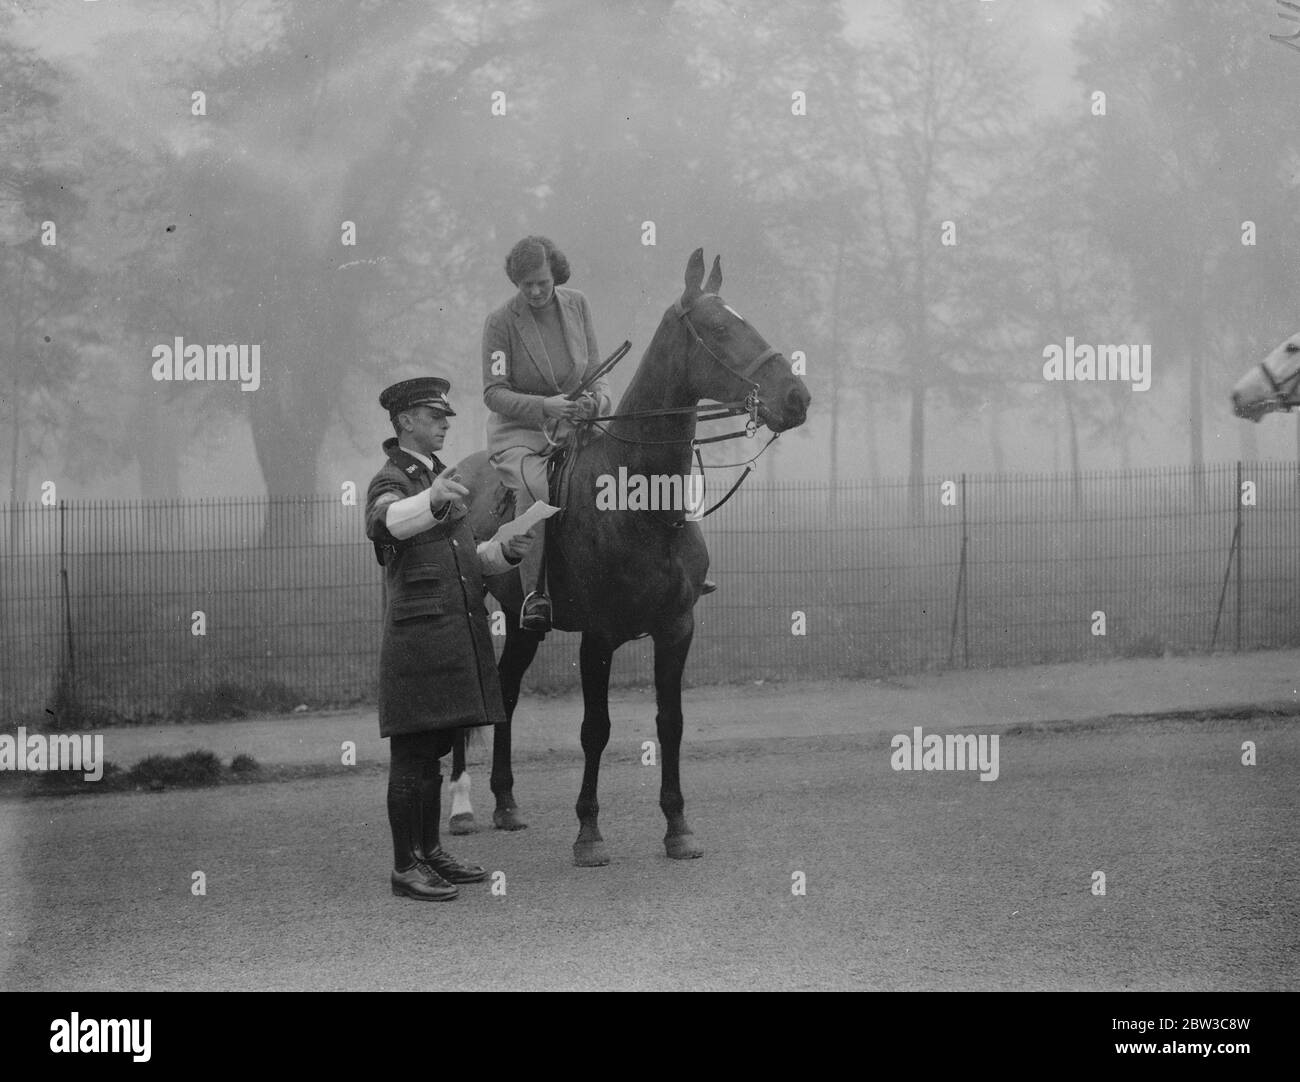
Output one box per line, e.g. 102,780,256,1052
3,0,1297,501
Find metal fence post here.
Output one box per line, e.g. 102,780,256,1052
948,473,969,668
1211,463,1243,652
1235,460,1243,652
57,499,77,719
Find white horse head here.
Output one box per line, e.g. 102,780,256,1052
1232,331,1300,422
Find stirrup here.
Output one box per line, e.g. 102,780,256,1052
520,590,552,632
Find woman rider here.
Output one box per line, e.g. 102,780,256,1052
482,236,611,633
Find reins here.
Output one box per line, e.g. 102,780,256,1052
572,414,777,520
565,294,784,518
581,398,756,444
686,432,779,519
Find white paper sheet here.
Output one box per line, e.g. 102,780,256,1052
489,499,560,545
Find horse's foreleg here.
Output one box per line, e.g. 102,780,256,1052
655,620,703,860
491,611,541,831
447,728,475,834
574,632,615,867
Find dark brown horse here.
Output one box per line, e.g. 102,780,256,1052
454,248,810,865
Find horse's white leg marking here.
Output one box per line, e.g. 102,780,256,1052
449,771,474,828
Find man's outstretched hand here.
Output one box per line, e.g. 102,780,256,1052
429,465,469,516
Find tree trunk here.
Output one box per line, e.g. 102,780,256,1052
8,261,27,508
7,377,21,504
908,220,929,519
826,214,849,519
987,403,1005,474
249,401,324,547
864,395,879,481
909,375,926,521
827,369,841,519
1064,389,1081,506
1188,347,1204,472
132,397,182,500
243,295,338,543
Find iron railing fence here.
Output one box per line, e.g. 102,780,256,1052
1,462,1293,723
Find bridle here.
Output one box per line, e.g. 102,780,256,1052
581,293,785,438
566,293,787,518
672,293,784,392
1257,352,1300,411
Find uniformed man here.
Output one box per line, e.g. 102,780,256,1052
365,376,533,901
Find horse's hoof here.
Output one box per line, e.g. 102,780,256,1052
448,812,477,835
493,806,528,831
665,833,704,860
573,840,610,867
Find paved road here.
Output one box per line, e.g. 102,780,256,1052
76,648,1300,773
2,712,1296,991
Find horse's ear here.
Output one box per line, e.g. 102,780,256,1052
683,247,705,300
704,255,722,295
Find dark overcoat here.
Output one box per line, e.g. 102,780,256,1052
364,438,507,738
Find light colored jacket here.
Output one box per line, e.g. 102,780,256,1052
482,286,613,456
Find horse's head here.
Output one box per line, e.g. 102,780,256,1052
671,248,810,433
1232,331,1300,422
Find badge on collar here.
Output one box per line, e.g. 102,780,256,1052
405,464,420,475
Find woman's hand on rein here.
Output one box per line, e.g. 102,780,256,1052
542,394,583,421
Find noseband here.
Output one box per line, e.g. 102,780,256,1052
1258,359,1300,411
673,294,783,389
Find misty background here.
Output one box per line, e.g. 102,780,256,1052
3,0,1300,505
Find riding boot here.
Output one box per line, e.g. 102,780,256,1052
520,521,552,633
415,766,488,884
680,520,718,597
388,757,458,901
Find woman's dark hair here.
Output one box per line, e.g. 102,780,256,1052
505,235,570,286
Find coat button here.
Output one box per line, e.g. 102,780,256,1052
452,540,458,548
